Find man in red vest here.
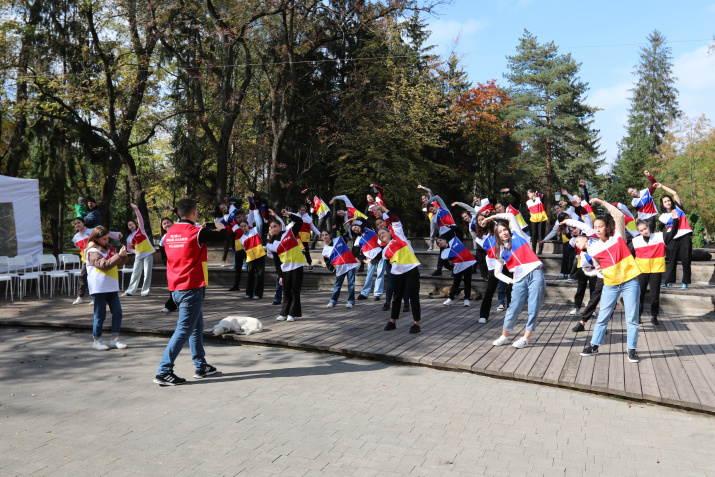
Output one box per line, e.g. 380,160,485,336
154,199,229,386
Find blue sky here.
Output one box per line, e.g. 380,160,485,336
425,0,715,171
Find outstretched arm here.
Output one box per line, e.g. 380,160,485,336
579,180,590,203
430,195,449,211
644,170,656,195
655,182,683,208
452,201,478,216
500,188,522,209
417,184,434,198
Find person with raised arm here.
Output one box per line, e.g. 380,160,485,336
525,189,547,254
574,198,642,363
302,188,333,250
629,209,680,325
72,217,122,305
266,209,286,306
452,200,489,281
655,180,693,289
436,229,476,307
422,193,440,251
85,226,129,350
349,217,385,302
627,170,659,233
418,184,460,277
375,204,422,334
267,209,308,322
495,188,529,230
231,197,267,300
322,225,360,308
482,212,545,349
153,199,229,386
561,180,596,229
366,183,387,218
539,206,575,279
123,203,155,297
474,213,512,321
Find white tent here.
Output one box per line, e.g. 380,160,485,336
0,175,43,261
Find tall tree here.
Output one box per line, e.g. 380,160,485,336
504,30,602,210
609,30,681,201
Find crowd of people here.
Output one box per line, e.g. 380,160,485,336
70,170,695,385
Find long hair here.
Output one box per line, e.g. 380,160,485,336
267,218,284,243
556,212,571,234
659,194,677,212
86,226,110,253
474,211,495,239
160,217,172,237
492,219,512,258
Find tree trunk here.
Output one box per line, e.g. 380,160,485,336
4,0,44,176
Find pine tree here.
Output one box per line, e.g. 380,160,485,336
630,30,681,154
504,30,602,206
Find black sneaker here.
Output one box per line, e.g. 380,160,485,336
381,303,390,311
272,301,281,306
580,344,599,357
374,296,381,301
357,294,368,301
228,286,240,292
572,323,585,332
651,316,659,325
403,303,410,313
628,349,641,363
308,265,314,271
153,372,186,386
194,364,218,379
384,321,396,331
431,270,442,277
409,324,420,334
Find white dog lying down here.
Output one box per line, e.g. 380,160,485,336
207,316,263,336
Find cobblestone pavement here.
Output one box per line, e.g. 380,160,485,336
1,328,713,476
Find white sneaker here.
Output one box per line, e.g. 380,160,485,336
569,307,580,316
566,278,574,283
346,303,353,309
286,316,295,322
109,338,127,349
443,298,453,306
243,295,251,300
463,299,470,307
221,261,228,267
496,304,505,311
276,315,287,321
72,297,84,305
121,292,132,297
493,335,509,346
478,317,487,324
252,296,260,300
426,247,433,252
512,337,529,349
326,302,335,308
141,293,150,297
92,340,109,351
559,273,564,278
161,307,171,313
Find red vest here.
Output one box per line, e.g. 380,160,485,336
165,223,208,291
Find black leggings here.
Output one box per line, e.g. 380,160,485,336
246,256,266,298
579,277,603,322
665,234,692,285
233,249,246,288
638,272,662,317
479,269,512,319
301,242,312,265
449,267,472,300
391,267,420,322
573,268,597,309
281,267,304,318
530,221,546,253
562,242,576,276
311,212,333,248
474,247,488,280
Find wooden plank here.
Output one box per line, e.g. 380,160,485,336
513,304,570,381
634,319,663,404
662,317,715,412
651,315,700,408
501,303,558,378
591,309,614,395
528,304,574,381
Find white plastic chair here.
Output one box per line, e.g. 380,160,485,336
18,254,36,272
60,255,83,295
119,264,134,290
38,255,69,297
0,257,14,302
12,257,42,299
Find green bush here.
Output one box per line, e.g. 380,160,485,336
689,210,705,248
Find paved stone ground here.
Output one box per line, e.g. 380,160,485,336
1,328,714,477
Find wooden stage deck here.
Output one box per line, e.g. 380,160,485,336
2,285,715,414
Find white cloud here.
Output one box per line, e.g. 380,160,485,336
427,18,488,53
673,44,715,90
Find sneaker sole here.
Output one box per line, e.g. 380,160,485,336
628,358,641,363
193,371,218,379
153,379,185,386
580,352,598,357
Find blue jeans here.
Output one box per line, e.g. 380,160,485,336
497,281,506,306
360,258,385,297
92,291,122,339
157,287,207,374
330,268,356,304
503,269,545,332
591,277,640,349
273,277,283,303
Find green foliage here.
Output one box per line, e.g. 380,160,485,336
689,210,705,248
504,30,603,203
